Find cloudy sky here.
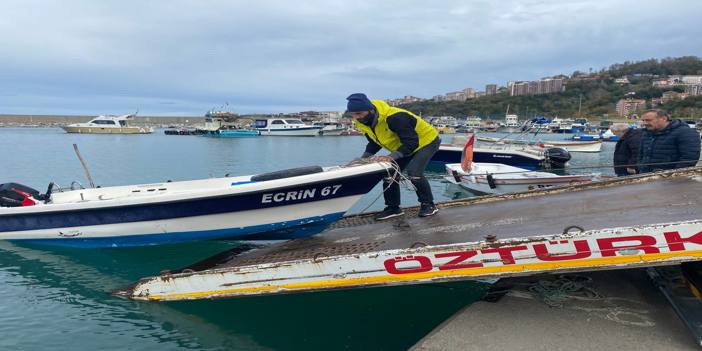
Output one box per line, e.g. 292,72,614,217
0,0,700,116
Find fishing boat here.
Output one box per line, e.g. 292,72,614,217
444,134,601,195
477,136,602,153
0,163,391,248
61,114,153,134
253,118,321,136
432,136,571,170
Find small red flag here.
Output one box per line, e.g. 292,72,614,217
461,133,475,172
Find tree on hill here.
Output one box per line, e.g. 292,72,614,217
398,56,701,120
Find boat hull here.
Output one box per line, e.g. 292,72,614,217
543,140,602,152
445,163,598,195
319,128,345,136
257,127,321,136
61,126,153,134
0,165,388,248
478,137,602,153
433,145,546,170
204,130,260,137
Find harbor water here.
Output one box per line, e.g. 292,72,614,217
0,128,616,350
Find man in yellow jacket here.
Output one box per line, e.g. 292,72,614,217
347,93,441,220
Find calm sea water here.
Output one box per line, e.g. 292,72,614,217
0,128,615,350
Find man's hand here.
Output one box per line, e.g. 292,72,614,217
371,155,394,163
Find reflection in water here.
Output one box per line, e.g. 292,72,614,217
443,182,473,200
0,241,269,350
0,241,487,350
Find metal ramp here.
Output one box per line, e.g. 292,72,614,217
114,168,702,301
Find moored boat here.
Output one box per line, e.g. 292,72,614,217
432,136,571,170
316,124,346,136
61,114,153,134
445,162,601,195
444,134,600,195
253,118,321,136
204,129,260,137
0,162,391,248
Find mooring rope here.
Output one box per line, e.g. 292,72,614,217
528,275,602,308
344,158,418,214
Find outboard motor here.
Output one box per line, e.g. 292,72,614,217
543,147,571,168
0,182,47,207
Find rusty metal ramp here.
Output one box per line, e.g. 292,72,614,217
114,167,702,301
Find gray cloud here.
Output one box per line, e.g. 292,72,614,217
0,0,700,115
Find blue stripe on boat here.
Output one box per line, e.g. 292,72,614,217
11,212,345,248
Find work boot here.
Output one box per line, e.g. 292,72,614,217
374,206,404,221
418,203,438,217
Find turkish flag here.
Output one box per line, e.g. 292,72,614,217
461,133,475,172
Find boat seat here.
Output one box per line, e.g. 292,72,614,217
0,182,45,207
251,166,324,182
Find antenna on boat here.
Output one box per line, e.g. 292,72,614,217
72,144,96,188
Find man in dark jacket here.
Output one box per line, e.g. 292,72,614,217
610,123,643,176
347,93,441,220
638,109,701,173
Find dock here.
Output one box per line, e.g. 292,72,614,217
411,268,700,350
114,167,702,301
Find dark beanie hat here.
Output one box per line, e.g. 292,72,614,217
346,93,374,112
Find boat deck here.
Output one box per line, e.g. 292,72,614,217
116,167,702,301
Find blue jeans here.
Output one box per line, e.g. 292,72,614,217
384,137,441,208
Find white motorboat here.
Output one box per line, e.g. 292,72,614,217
444,134,601,195
0,163,391,248
61,114,153,134
432,135,572,170
445,162,601,195
253,118,322,136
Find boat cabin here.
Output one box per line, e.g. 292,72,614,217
254,119,308,129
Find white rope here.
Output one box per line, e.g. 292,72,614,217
345,159,417,214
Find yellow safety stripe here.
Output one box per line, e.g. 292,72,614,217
144,250,702,300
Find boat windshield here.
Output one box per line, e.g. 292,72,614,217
254,120,268,128
285,120,305,124
92,120,116,125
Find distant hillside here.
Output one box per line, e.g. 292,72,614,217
399,56,702,120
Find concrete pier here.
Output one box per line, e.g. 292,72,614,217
412,269,699,351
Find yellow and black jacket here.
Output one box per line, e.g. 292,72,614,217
354,100,438,159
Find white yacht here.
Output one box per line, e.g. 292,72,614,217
62,114,153,134
253,118,321,136
498,114,521,133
